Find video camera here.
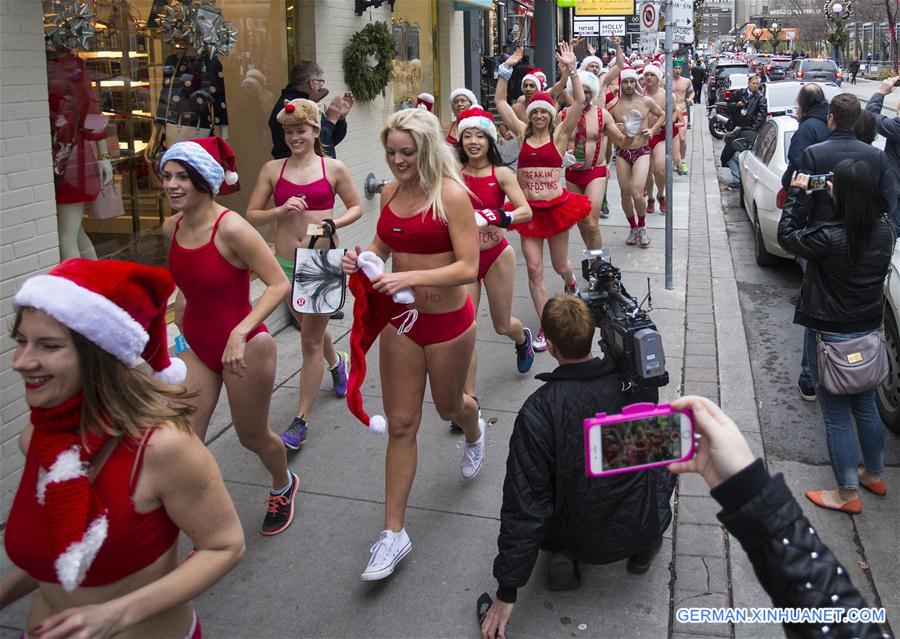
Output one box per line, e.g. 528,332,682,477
578,250,669,391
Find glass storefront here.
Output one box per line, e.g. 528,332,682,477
391,0,435,112
43,0,291,267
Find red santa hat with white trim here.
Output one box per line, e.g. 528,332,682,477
456,106,497,142
449,87,478,110
415,92,435,112
158,136,240,196
525,91,557,119
521,68,546,90
13,258,187,386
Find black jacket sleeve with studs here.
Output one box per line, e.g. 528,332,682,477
711,460,889,639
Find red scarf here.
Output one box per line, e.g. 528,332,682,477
29,393,112,591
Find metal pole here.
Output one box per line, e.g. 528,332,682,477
664,0,674,290
534,0,557,82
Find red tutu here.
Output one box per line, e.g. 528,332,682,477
507,190,591,239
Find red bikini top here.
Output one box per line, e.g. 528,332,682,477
5,429,179,587
463,166,506,211
446,133,458,146
517,139,563,170
273,156,336,210
377,203,454,254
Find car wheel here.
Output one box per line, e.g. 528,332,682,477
753,206,780,267
876,305,900,435
709,117,727,139
739,181,746,210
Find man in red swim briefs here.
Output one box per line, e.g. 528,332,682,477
642,64,684,215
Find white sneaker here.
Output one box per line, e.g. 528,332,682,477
360,528,411,581
626,228,639,245
638,227,651,247
532,328,548,352
461,420,486,479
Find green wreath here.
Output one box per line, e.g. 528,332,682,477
343,21,396,103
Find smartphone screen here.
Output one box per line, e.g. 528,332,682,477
808,173,832,191
587,412,692,474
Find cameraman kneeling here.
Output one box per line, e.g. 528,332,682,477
482,295,675,635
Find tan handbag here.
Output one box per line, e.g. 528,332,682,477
89,174,125,219
816,329,889,395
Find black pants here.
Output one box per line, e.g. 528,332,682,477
692,81,703,103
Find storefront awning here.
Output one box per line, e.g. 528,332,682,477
453,0,494,10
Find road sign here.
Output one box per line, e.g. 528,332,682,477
674,25,693,44
600,19,627,36
671,0,693,28
575,0,634,16
639,30,658,54
626,14,641,34
639,0,658,31
574,16,601,36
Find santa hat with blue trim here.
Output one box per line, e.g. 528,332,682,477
456,106,497,142
159,136,240,196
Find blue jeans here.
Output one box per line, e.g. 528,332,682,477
797,261,813,386
805,328,886,489
728,155,741,183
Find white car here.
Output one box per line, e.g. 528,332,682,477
738,115,798,265
764,81,843,117
877,244,900,434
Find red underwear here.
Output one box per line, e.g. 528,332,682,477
22,614,201,639
388,297,475,347
565,165,608,189
616,145,651,165
478,238,510,280
649,124,679,150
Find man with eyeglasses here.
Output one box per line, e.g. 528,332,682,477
269,60,354,159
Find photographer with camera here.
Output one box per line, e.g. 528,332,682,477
480,294,675,636
721,74,767,189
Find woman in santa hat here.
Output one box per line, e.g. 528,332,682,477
3,259,244,638
453,105,534,416
494,43,591,352
247,98,362,451
159,137,298,537
342,107,481,581
444,87,478,145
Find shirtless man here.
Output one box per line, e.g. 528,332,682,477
608,68,665,247
559,70,629,249
672,63,695,174
514,67,567,123
642,64,684,215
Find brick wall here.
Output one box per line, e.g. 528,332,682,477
0,0,59,518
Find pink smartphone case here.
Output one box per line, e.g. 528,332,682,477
583,402,695,477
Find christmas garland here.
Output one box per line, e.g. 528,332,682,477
343,21,396,102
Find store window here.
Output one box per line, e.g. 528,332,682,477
42,0,291,267
390,0,434,111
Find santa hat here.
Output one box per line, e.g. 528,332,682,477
159,136,240,196
415,92,435,112
521,70,545,91
579,55,604,74
13,259,187,385
525,91,557,120
567,70,601,101
456,106,497,142
449,87,478,110
346,253,415,435
643,64,663,82
620,66,640,84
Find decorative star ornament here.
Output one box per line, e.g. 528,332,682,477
45,2,96,51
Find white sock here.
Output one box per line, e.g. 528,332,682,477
271,471,294,495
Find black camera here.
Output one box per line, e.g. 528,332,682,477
578,250,669,391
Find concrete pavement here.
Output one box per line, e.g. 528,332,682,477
841,77,900,111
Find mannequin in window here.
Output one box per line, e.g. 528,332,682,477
47,51,113,260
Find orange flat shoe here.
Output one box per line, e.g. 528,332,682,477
858,474,887,497
805,490,862,514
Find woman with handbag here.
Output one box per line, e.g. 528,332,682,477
247,98,362,450
777,159,895,513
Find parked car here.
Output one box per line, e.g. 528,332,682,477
877,247,900,434
764,81,843,117
764,56,793,81
708,61,751,105
784,58,842,86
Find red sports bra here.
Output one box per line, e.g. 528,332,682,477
446,133,458,146
273,156,336,210
463,166,506,210
517,139,563,170
377,203,454,254
5,429,179,587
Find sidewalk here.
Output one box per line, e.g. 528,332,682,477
0,110,766,639
840,77,900,111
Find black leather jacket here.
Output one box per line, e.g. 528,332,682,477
492,357,675,603
733,87,767,131
713,460,888,639
777,194,894,333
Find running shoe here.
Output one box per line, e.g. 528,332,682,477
658,195,667,214
532,328,548,352
646,198,655,214
679,161,688,175
361,528,412,581
626,228,639,245
564,278,579,296
638,227,651,248
600,197,610,219
329,350,349,397
515,328,535,373
461,420,486,479
449,396,480,432
281,416,309,450
262,472,299,536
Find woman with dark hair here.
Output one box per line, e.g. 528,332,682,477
160,137,298,536
780,83,829,191
248,98,362,450
2,258,244,638
854,109,878,144
455,106,533,415
778,159,895,513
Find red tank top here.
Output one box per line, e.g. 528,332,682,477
273,156,336,210
5,429,179,587
168,210,267,372
517,139,563,170
463,166,506,210
377,203,454,254
446,133,458,146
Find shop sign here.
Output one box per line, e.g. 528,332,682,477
575,0,635,17
558,0,578,6
626,14,641,33
600,18,627,36
574,16,601,36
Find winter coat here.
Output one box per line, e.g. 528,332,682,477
713,460,888,638
733,87,767,131
492,357,675,603
268,86,347,159
781,100,830,190
866,92,900,227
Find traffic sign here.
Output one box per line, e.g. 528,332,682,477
674,25,693,43
639,30,657,54
671,0,693,28
639,1,658,31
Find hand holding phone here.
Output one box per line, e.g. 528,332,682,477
807,172,833,191
584,403,694,477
